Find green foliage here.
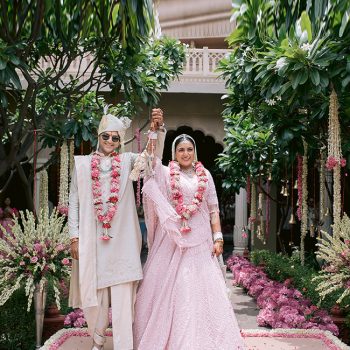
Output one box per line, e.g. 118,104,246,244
218,110,275,191
0,1,186,209
0,288,35,350
218,0,350,193
250,249,350,310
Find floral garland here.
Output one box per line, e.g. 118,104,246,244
169,160,208,234
249,182,257,246
41,327,348,350
265,179,271,241
58,141,69,216
300,141,308,266
327,89,346,227
39,170,49,217
319,151,326,220
296,154,303,221
333,164,342,234
135,128,141,207
241,329,347,350
257,192,265,242
91,152,121,240
326,89,345,170
69,139,75,175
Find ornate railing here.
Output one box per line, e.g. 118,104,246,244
183,47,229,77
38,47,229,79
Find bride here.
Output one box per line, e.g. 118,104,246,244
133,134,245,349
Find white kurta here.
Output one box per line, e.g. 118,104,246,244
68,130,165,309
69,152,142,308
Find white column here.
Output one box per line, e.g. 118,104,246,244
233,188,248,255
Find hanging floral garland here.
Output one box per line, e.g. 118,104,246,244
135,128,142,207
39,170,48,216
257,192,265,242
69,139,75,176
326,89,345,170
319,151,326,221
58,141,69,216
326,89,346,227
265,179,271,241
296,154,303,221
249,182,257,246
300,140,308,266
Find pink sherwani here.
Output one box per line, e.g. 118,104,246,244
134,159,245,350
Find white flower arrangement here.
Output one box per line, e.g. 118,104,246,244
0,209,70,311
313,214,350,303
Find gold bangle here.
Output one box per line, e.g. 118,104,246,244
70,238,79,244
215,239,224,245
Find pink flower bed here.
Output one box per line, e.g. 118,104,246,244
227,255,339,335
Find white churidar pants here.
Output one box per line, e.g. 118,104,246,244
83,282,135,350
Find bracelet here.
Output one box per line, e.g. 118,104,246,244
213,231,223,241
70,237,79,244
214,239,224,245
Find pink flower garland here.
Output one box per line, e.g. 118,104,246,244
241,329,344,350
297,154,303,221
91,152,121,240
135,128,141,207
169,160,208,233
42,327,345,350
266,180,270,240
326,156,346,170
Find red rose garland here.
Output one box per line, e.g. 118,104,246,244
91,152,121,240
169,160,208,233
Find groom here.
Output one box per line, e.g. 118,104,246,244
68,107,165,350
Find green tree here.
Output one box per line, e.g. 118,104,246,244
218,0,350,194
0,1,185,210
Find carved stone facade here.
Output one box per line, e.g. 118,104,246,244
158,0,234,48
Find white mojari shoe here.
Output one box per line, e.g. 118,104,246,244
92,331,105,350
91,344,104,350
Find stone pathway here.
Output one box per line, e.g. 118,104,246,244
226,272,261,330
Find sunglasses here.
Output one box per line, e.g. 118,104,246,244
101,133,120,142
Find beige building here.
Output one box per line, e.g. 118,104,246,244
154,0,234,160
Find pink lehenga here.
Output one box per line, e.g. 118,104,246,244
133,160,245,350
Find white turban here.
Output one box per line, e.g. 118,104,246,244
97,105,131,152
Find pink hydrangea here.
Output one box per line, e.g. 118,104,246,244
61,258,70,265
30,256,38,263
226,254,339,335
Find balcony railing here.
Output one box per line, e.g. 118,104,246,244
183,47,228,77
25,47,230,93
